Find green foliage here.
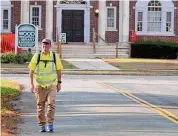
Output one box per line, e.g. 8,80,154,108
13,53,25,64
25,52,33,62
1,52,14,63
131,41,178,59
1,80,21,111
0,52,33,64
0,87,19,97
133,41,178,47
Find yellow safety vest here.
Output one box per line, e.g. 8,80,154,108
35,52,57,87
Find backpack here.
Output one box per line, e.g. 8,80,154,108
36,51,56,67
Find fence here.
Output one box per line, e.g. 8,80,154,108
0,34,22,53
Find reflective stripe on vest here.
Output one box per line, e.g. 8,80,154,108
35,52,57,85
35,78,56,85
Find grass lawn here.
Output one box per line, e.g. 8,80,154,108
1,80,22,136
1,59,78,69
61,59,77,69
103,58,178,70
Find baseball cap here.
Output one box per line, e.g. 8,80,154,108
42,38,51,44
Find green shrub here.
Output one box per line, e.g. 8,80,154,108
1,87,19,97
133,41,178,47
131,41,178,59
0,52,14,63
24,52,33,62
0,52,33,64
13,53,25,64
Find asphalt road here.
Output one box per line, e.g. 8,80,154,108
1,74,178,136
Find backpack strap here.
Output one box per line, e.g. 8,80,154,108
52,52,56,66
36,52,56,66
36,53,41,66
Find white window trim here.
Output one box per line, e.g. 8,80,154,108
135,10,144,32
1,8,11,33
135,0,175,36
30,5,42,29
106,6,117,31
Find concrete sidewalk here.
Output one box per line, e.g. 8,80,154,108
1,59,178,76
65,59,119,70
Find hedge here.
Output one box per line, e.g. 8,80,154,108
1,52,33,64
131,41,178,59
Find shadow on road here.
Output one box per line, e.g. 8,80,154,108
12,89,178,136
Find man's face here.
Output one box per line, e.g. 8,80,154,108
42,42,51,52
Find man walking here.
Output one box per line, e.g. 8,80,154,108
28,38,63,132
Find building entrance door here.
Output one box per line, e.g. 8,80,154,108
62,10,84,42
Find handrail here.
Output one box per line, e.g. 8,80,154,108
95,32,109,46
116,42,133,58
56,27,62,58
92,27,111,53
92,27,110,46
92,28,96,53
92,27,132,58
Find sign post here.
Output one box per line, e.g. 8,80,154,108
15,24,38,54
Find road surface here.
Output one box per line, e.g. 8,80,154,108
2,74,178,136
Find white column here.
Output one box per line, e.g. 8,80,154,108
122,0,130,43
119,0,130,45
85,8,90,43
46,0,53,41
119,0,123,43
21,0,29,24
98,0,106,45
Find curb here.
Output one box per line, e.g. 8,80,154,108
1,67,178,76
1,70,178,76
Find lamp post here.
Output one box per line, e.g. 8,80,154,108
95,9,99,17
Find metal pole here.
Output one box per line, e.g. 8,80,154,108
35,25,38,53
92,28,96,53
58,40,62,58
15,25,18,54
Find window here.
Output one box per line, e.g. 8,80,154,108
0,0,11,33
3,10,9,30
147,0,161,32
166,12,171,32
30,6,41,28
137,12,143,31
106,7,116,30
135,0,175,36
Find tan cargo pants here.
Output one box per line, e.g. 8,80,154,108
34,85,57,126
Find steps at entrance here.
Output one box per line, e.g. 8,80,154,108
30,43,130,58
61,44,129,58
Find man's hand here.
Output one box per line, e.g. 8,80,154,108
56,83,61,92
30,84,34,93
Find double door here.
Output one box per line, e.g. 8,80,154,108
62,10,84,42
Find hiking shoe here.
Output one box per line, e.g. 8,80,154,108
39,126,46,132
47,124,54,132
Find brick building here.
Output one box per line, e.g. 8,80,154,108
1,0,178,44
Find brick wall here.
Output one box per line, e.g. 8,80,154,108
11,1,21,33
131,0,178,43
129,1,136,31
105,0,178,43
10,0,178,43
30,1,46,41
90,0,99,42
105,0,119,43
174,1,178,42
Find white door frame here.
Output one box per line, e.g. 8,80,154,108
56,4,91,43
